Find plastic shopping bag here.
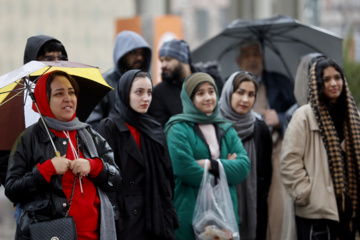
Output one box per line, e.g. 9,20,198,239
193,159,239,240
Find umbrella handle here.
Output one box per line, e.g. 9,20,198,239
55,151,60,157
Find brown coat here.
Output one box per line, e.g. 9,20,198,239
280,104,340,228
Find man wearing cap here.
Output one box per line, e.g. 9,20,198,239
148,39,223,126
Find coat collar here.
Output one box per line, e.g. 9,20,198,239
112,119,144,167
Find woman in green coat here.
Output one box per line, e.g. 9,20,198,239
165,72,250,240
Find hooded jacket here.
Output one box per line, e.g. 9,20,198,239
23,35,67,64
87,31,152,128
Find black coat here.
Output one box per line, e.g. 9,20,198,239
96,118,178,240
5,121,121,239
243,118,273,240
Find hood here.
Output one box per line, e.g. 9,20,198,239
23,35,67,64
294,52,325,106
113,31,152,75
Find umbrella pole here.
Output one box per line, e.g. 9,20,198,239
23,77,60,157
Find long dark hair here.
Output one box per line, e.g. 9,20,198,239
314,58,346,107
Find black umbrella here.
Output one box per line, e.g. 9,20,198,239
192,15,343,81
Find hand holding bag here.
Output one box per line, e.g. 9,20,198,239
28,176,78,240
192,159,239,240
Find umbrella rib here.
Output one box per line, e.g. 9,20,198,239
0,89,25,106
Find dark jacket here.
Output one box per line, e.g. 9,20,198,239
263,71,296,135
148,61,224,127
86,31,152,128
5,121,121,239
243,118,273,240
96,118,178,240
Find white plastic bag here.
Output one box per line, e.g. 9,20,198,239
193,159,239,240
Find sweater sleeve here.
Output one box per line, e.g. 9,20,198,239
37,160,57,183
87,158,103,177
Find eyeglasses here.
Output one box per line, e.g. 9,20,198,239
42,54,68,61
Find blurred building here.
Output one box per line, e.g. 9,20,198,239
1,0,359,76
0,0,136,75
318,0,360,61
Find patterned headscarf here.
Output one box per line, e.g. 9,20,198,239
308,58,360,219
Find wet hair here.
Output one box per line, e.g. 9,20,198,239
314,58,346,106
232,72,258,95
37,40,67,59
46,70,79,101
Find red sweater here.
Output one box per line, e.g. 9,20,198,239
38,130,103,240
125,122,141,149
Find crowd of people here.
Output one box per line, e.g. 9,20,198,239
0,30,359,240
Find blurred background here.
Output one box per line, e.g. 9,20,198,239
0,0,360,239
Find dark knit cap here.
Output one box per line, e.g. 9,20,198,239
159,39,190,64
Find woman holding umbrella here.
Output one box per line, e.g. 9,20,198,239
219,71,273,240
281,58,360,239
164,72,250,240
96,70,178,240
5,70,121,240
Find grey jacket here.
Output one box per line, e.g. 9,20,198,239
87,31,152,128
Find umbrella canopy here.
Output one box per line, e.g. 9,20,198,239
192,15,343,81
0,60,112,150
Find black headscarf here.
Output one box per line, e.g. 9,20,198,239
110,69,177,239
110,69,165,145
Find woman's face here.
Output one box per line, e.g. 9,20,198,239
49,76,77,121
322,66,343,103
129,77,152,114
192,82,217,114
231,81,256,115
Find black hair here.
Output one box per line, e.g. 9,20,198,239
37,40,67,59
314,58,346,106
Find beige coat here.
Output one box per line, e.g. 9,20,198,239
280,104,341,239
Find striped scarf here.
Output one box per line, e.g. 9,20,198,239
308,61,360,217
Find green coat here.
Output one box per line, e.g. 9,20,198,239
166,121,250,240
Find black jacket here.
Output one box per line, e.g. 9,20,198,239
242,118,273,240
96,118,178,240
5,121,120,213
